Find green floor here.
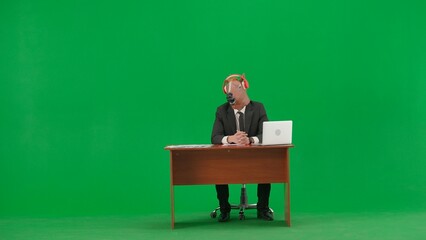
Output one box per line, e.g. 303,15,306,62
1,211,425,240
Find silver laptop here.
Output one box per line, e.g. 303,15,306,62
262,121,293,145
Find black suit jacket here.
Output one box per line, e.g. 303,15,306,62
211,101,268,144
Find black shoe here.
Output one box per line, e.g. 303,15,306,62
257,210,274,221
218,211,230,222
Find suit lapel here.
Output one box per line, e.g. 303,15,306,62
227,106,237,134
245,102,253,134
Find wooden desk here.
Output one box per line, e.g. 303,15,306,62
164,144,294,229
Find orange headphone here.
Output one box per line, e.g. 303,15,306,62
222,74,250,94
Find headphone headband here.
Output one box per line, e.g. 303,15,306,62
224,74,244,82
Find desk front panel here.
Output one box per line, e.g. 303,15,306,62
171,147,289,185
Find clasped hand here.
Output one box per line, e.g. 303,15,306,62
228,131,250,145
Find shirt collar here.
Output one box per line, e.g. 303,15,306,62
233,106,246,115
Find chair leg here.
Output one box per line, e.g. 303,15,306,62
239,206,246,220
210,207,220,218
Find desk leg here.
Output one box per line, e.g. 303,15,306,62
285,182,291,226
170,153,175,229
284,149,291,227
171,185,175,229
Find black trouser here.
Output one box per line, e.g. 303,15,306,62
215,184,271,212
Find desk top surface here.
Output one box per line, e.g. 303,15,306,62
164,144,294,151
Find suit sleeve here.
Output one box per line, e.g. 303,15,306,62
211,108,225,144
256,103,269,143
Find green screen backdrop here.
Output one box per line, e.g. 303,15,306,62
1,0,426,217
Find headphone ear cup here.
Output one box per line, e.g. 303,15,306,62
241,75,249,89
243,80,249,89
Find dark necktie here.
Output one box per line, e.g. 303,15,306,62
237,111,245,132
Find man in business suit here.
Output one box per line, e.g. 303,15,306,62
211,74,273,222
